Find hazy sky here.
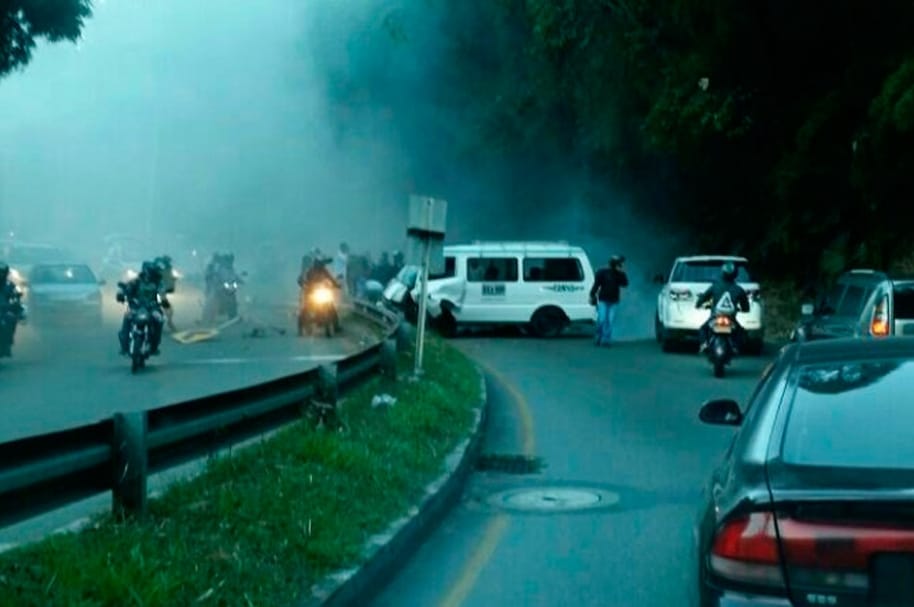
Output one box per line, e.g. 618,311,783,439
0,0,417,256
0,0,679,290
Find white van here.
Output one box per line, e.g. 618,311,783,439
403,241,596,337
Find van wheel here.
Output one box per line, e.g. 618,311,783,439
530,307,567,338
437,308,458,338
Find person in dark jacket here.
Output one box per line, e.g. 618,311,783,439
589,255,629,346
695,262,751,352
0,262,25,357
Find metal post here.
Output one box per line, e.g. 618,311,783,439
381,337,398,378
112,411,149,518
414,234,432,377
318,363,339,405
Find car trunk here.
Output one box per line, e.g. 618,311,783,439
767,462,914,606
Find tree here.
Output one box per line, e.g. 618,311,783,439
0,0,92,78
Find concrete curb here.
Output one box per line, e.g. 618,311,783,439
301,371,489,607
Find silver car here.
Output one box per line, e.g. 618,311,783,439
25,263,105,325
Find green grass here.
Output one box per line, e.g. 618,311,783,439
0,335,481,607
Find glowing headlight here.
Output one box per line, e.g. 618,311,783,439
310,286,334,305
9,268,22,283
125,269,138,279
171,269,183,279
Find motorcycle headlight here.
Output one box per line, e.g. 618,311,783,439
311,286,334,305
125,269,138,280
9,268,22,283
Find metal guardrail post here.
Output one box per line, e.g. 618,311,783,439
381,338,398,378
112,411,149,518
318,364,339,406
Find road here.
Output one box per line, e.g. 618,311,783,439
368,336,773,607
0,300,381,549
0,303,379,443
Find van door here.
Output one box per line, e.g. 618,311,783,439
522,255,589,321
461,255,520,322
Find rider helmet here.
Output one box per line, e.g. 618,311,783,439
610,255,625,269
141,261,161,282
721,262,737,283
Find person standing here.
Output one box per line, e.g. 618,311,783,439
589,255,629,346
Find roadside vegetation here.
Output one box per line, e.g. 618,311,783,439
0,335,481,607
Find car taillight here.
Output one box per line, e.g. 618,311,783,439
710,512,786,588
670,288,692,301
871,294,890,336
712,510,914,595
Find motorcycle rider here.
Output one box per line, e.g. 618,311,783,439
300,255,341,329
117,261,170,356
0,263,25,357
154,255,178,332
695,262,751,353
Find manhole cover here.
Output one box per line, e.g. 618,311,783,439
476,453,544,474
488,486,620,513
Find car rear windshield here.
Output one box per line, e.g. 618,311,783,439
672,260,753,283
781,359,914,469
29,265,96,284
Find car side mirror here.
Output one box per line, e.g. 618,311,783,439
652,273,665,285
699,398,743,426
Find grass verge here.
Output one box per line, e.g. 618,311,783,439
0,334,481,607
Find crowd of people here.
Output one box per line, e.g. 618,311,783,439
298,243,405,300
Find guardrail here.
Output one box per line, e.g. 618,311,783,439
0,300,402,529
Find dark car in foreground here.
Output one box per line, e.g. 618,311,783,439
696,337,914,607
25,263,105,325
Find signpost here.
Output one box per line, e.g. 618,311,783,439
406,195,447,377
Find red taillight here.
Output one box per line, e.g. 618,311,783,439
712,510,914,594
714,315,732,327
710,512,785,588
871,294,890,336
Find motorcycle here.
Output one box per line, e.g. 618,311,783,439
126,306,154,373
117,282,162,373
203,275,242,323
298,281,340,337
0,290,25,359
703,308,738,378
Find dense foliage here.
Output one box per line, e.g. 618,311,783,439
410,0,914,281
0,0,90,77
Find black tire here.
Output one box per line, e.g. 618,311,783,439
437,309,458,338
654,313,663,343
713,360,725,378
227,296,238,318
530,307,567,338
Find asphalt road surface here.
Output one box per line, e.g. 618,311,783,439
368,336,774,607
0,303,379,443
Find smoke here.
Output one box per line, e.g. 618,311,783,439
0,0,679,336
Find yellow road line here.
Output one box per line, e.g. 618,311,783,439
436,365,535,607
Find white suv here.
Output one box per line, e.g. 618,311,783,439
653,255,765,353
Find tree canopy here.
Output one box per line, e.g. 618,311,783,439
416,0,914,280
0,0,91,78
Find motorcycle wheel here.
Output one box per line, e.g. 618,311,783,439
713,360,725,378
130,338,144,373
227,296,238,318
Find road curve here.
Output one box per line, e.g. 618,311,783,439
0,305,380,443
367,336,774,607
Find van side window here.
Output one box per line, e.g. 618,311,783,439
523,257,584,282
466,257,518,282
428,257,456,280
